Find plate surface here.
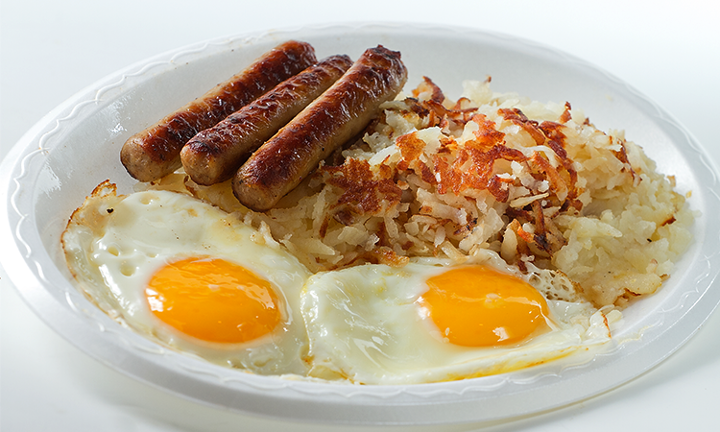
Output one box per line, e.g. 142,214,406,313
1,23,719,425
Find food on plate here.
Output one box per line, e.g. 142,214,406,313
233,45,408,211
120,40,318,182
62,42,695,384
181,54,354,186
62,181,311,375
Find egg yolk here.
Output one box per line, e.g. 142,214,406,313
417,265,550,347
145,257,281,344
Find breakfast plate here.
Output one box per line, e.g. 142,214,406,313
1,23,719,425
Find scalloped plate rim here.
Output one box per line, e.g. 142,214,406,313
1,22,719,425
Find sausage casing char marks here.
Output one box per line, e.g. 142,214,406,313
181,54,354,186
233,45,408,211
120,40,317,182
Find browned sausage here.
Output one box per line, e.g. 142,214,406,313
120,40,317,182
233,45,408,211
180,54,353,186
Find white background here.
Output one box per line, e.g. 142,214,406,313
1,0,719,430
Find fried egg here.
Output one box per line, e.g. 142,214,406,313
62,181,311,376
300,257,613,384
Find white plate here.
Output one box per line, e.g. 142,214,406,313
1,23,719,425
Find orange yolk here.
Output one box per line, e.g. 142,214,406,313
417,265,550,347
145,257,281,344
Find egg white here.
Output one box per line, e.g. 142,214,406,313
300,257,613,385
63,182,615,383
62,182,311,376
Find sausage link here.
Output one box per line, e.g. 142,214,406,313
233,45,408,211
181,54,353,186
120,40,317,182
